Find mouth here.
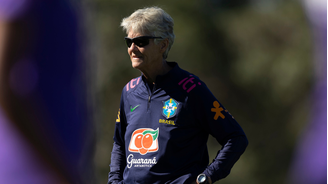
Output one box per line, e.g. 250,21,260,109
132,55,143,59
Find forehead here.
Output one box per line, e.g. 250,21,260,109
127,32,141,38
127,28,150,38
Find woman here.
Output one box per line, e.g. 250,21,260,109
108,7,248,184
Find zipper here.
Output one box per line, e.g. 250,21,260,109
147,95,151,111
147,84,156,111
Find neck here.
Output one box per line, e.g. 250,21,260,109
142,60,172,84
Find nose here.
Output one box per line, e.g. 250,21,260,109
128,42,138,52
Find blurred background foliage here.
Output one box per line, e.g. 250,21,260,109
81,0,313,183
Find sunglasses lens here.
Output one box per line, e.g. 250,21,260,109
134,38,149,47
125,38,132,47
125,36,160,48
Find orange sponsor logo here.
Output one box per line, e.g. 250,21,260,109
128,128,159,155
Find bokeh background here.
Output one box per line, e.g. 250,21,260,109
79,0,326,184
2,0,324,183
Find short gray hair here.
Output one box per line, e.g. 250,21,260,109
121,7,175,59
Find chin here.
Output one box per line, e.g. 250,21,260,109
132,64,139,69
131,60,143,69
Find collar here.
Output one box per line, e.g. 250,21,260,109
141,62,179,82
141,62,180,91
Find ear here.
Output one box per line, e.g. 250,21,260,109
160,38,169,52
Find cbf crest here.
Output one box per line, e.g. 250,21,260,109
162,98,179,119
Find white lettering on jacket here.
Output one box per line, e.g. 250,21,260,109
127,154,157,168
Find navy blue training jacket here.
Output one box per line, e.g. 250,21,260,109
108,62,248,184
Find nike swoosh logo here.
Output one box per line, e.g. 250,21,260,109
130,105,140,112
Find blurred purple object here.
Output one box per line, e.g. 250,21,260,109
0,0,94,183
0,0,28,20
0,108,61,184
288,0,327,183
9,59,38,97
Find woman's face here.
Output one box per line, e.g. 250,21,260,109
127,30,163,72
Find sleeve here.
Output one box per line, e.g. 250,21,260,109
191,82,248,183
108,92,127,184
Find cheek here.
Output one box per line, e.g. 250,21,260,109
128,48,132,55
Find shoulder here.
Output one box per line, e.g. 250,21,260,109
124,76,142,93
175,69,217,110
175,68,208,95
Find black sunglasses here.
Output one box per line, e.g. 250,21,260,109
124,36,162,48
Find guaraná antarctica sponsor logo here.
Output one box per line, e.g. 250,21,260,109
127,128,159,168
127,154,157,168
128,128,159,155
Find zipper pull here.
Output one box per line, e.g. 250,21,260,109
148,95,151,102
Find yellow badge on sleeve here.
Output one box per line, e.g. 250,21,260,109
116,109,120,122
